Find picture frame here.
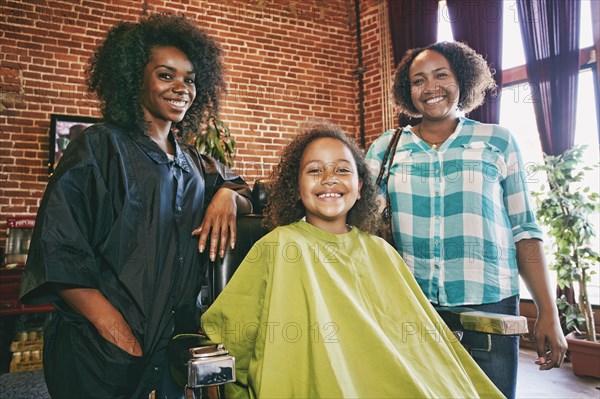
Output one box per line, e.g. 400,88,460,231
49,114,99,175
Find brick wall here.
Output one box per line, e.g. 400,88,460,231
360,0,396,146
0,0,394,247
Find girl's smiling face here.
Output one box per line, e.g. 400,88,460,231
409,49,460,121
141,45,196,131
298,137,362,234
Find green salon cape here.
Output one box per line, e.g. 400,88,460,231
201,221,503,398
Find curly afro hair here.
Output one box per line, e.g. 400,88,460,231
392,41,497,118
264,121,380,235
86,13,225,135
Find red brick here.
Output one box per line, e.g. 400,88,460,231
0,0,394,248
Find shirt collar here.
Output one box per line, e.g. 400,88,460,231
403,116,472,131
128,130,192,172
402,116,470,138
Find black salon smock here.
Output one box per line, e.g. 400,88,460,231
19,123,251,399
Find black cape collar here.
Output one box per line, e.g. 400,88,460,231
126,129,192,172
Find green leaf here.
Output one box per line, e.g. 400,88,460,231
193,113,236,167
534,145,599,336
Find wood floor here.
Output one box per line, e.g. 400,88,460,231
1,347,598,398
516,347,599,398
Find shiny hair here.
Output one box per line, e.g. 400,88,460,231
264,121,380,234
87,13,224,135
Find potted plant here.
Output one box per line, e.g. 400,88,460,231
532,145,600,378
179,112,237,168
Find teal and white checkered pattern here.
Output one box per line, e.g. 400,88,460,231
366,117,543,306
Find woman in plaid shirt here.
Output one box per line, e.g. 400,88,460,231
366,41,567,399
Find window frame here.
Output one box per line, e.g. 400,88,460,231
500,45,599,147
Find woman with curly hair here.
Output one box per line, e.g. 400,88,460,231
20,14,251,398
201,121,502,398
366,41,567,398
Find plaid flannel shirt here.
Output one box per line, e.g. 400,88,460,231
366,117,543,306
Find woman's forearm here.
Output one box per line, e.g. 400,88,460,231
515,239,556,313
55,286,142,356
232,188,252,214
516,239,567,368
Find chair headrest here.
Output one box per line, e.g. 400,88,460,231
252,180,270,214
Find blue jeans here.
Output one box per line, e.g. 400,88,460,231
459,295,520,399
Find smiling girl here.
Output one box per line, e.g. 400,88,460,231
20,14,251,399
201,121,502,398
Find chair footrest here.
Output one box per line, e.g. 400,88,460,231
438,306,529,335
188,345,236,388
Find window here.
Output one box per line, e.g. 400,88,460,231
499,0,599,304
437,0,600,304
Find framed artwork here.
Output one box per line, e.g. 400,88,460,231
48,114,99,175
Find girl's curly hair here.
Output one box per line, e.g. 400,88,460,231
264,121,380,234
392,41,497,118
86,14,225,135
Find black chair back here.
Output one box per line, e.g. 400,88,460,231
206,181,269,304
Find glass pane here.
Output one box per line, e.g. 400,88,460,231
502,1,526,69
437,1,454,42
503,0,591,69
499,83,546,192
580,0,594,48
574,69,600,194
574,69,600,306
500,70,600,304
499,83,547,300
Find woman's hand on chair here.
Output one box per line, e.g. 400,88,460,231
193,188,242,261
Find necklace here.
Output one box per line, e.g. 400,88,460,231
415,125,446,150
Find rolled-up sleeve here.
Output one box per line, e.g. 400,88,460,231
501,132,544,242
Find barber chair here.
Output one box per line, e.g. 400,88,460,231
172,181,528,398
168,183,269,398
